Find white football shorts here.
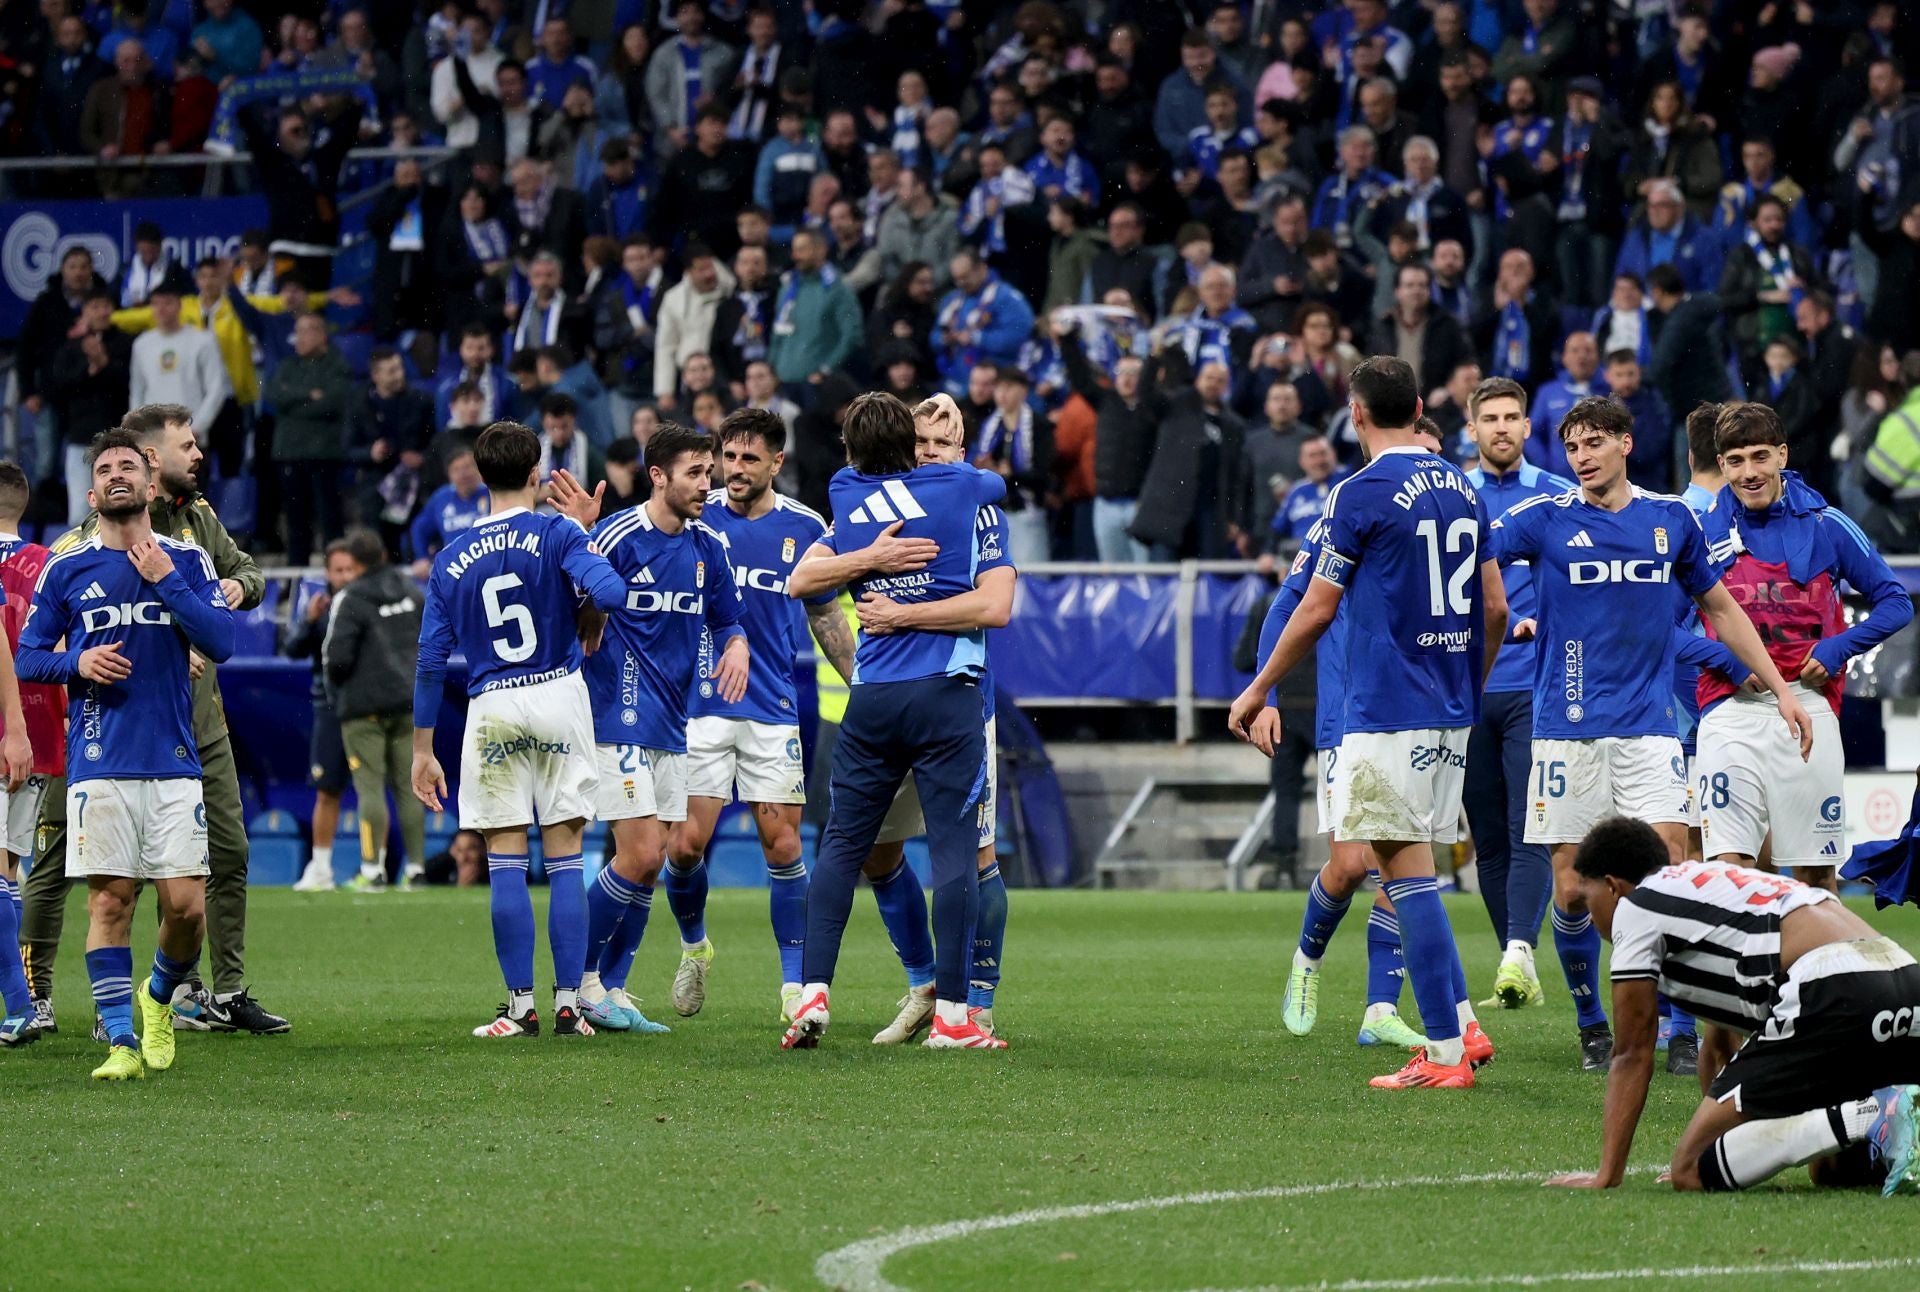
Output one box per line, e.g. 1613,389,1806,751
0,773,48,858
1315,747,1338,839
685,716,806,805
874,717,997,850
1524,734,1691,846
593,743,688,823
458,671,598,831
68,777,208,880
1329,727,1469,845
1696,690,1844,866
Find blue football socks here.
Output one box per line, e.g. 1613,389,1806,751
1297,873,1353,963
85,945,137,1049
1552,906,1607,1028
1378,876,1464,1047
544,853,587,992
968,862,1007,1009
869,859,934,990
767,860,808,983
664,855,710,945
1364,904,1405,1007
487,853,535,995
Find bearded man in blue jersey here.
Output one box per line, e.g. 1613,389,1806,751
783,392,1012,1051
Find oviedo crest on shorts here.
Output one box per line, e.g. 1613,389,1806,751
1653,527,1668,555
782,537,796,563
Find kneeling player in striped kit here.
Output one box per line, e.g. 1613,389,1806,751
1549,816,1920,1195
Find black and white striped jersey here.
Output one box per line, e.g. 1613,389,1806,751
1609,861,1836,1031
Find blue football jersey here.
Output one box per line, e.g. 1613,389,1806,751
414,506,626,727
1260,516,1349,750
1471,461,1577,695
974,501,1013,722
821,464,1007,685
692,491,830,726
16,535,232,783
586,505,744,752
1489,487,1722,740
1314,446,1491,733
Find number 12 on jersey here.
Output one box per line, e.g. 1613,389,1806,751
1415,518,1478,616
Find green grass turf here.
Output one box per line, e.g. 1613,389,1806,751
7,886,1919,1292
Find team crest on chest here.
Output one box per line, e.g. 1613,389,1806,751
782,536,796,563
695,560,705,587
1653,527,1668,555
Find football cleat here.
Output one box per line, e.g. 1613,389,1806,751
871,985,935,1045
137,986,176,1071
1491,952,1545,1009
473,1004,539,1038
91,1045,146,1081
346,872,388,893
671,939,714,1017
1667,1029,1700,1077
1579,1023,1615,1072
0,1011,37,1047
1368,1050,1474,1089
582,995,631,1031
608,988,671,1034
291,861,336,893
552,1005,594,1037
91,1013,107,1043
924,1015,1008,1049
968,1005,995,1038
1280,961,1319,1036
1464,1021,1495,1069
204,990,290,1034
780,983,803,1023
28,998,56,1035
781,988,829,1049
1356,1011,1427,1049
1870,1085,1920,1197
171,984,214,1032
396,869,425,892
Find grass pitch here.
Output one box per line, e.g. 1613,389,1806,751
7,887,1919,1291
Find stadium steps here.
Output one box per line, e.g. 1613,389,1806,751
1093,778,1272,890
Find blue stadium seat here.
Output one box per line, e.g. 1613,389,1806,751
248,810,303,886
707,839,770,887
423,809,456,858
230,578,281,657
331,809,361,883
333,330,375,379
212,476,258,538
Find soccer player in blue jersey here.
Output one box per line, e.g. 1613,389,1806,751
663,408,836,1023
854,392,1017,1045
15,430,234,1080
1488,396,1814,1071
1460,378,1574,1012
1232,357,1506,1088
783,392,1012,1051
411,421,628,1040
1247,420,1455,1054
551,422,748,1034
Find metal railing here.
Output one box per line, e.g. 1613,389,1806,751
0,145,459,200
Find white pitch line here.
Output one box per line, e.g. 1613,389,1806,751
1186,1257,1920,1292
816,1170,1552,1292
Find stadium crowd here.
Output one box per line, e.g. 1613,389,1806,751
14,0,1920,570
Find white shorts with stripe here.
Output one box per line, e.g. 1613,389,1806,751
685,716,806,805
592,743,688,823
1696,691,1845,866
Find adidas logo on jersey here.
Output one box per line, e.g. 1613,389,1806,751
1821,840,1839,857
630,568,656,585
848,480,927,525
1565,530,1596,548
80,580,107,601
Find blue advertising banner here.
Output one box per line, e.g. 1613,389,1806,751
0,196,268,340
